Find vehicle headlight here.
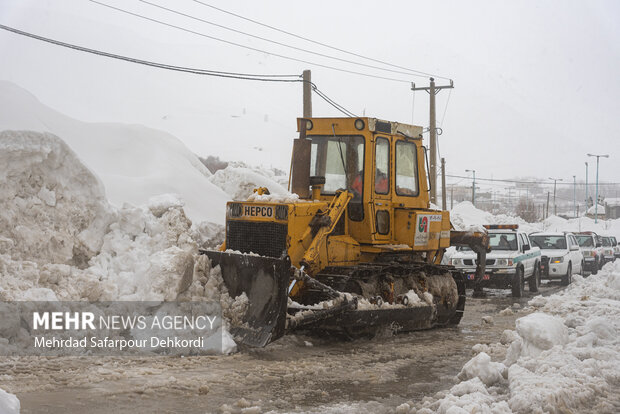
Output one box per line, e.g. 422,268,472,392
551,256,564,264
451,258,462,266
495,258,513,266
228,203,242,217
275,204,288,220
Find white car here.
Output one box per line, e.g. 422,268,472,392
529,232,583,285
450,225,541,297
611,236,620,261
601,236,616,265
575,232,604,274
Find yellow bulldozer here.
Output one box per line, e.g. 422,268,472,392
202,117,489,347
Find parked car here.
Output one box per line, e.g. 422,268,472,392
529,232,583,285
574,232,604,274
610,236,620,260
601,236,616,265
450,224,541,297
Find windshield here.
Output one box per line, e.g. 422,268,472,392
602,238,612,247
530,235,566,250
489,233,518,251
309,135,365,199
576,235,593,247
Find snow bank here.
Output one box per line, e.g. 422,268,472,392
411,261,620,413
0,388,20,414
450,201,620,240
540,214,620,239
0,131,111,266
0,81,230,224
0,131,237,354
450,201,537,233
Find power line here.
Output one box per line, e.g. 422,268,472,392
0,24,357,116
191,0,451,81
138,0,429,79
446,174,620,186
439,88,452,127
312,85,356,117
0,24,302,81
88,0,412,84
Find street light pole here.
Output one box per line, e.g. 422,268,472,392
587,153,610,223
466,169,476,206
573,175,576,218
548,177,563,216
585,162,589,210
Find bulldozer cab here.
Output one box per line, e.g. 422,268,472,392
293,117,431,245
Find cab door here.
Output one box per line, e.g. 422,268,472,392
519,233,533,276
372,135,392,241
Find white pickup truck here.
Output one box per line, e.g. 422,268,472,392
450,225,541,297
529,232,583,285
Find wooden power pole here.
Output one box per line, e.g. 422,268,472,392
411,78,454,204
303,70,312,118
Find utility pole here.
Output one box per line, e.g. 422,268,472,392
466,169,476,206
585,162,589,211
411,78,454,204
441,158,447,210
302,70,312,118
450,186,454,210
549,177,563,216
587,153,609,223
573,175,576,218
546,192,550,219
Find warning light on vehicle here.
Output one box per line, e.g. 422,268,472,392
483,224,519,230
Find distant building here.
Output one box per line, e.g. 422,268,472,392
605,198,620,219
586,204,607,220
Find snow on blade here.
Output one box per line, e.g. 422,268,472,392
209,165,289,201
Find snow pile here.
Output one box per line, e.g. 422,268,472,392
540,214,620,238
410,261,620,413
450,201,620,240
209,165,289,201
457,351,505,386
450,201,536,233
0,131,111,267
511,313,568,358
0,388,19,414
0,80,230,224
0,131,238,353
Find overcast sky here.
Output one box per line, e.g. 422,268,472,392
1,0,619,189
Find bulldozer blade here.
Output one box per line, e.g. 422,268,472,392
201,250,290,348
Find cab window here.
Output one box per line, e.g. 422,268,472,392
375,137,389,194
395,140,418,196
489,233,518,251
309,135,364,198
